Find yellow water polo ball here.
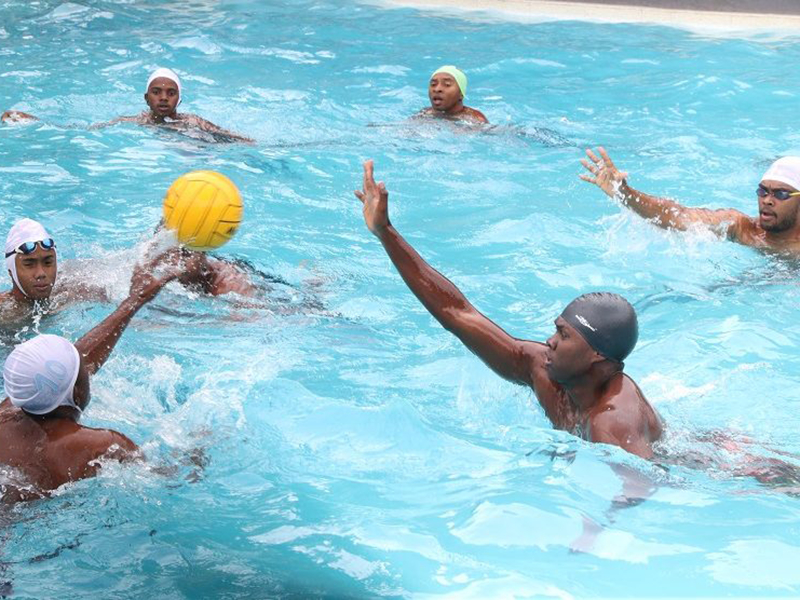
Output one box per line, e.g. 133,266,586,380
162,170,243,251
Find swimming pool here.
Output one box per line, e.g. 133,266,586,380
2,0,800,597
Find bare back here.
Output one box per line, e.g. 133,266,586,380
0,399,137,501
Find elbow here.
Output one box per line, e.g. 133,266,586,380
439,306,477,334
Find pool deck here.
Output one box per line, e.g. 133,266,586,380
381,0,800,29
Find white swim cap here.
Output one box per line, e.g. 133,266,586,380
4,218,56,297
761,157,800,192
3,334,81,415
146,68,181,99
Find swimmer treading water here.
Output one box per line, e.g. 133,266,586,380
581,147,800,256
2,68,253,144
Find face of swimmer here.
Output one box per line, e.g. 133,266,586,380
758,179,800,233
544,317,604,384
13,246,57,300
429,73,463,113
145,77,180,118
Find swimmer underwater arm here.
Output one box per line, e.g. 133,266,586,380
74,251,181,374
182,115,254,143
88,115,145,130
355,160,538,386
580,147,748,236
1,110,38,123
176,250,257,297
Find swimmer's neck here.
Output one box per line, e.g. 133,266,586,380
563,371,622,412
763,223,800,247
10,285,30,303
7,286,52,311
147,110,180,124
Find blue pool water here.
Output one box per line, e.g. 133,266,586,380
2,0,800,597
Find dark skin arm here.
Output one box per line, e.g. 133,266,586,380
179,114,254,143
74,252,181,374
580,147,749,237
1,110,37,123
355,160,540,386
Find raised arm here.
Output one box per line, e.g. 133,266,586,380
355,160,540,386
74,253,180,374
580,147,747,236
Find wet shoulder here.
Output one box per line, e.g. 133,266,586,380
598,373,663,436
463,106,488,124
729,214,761,244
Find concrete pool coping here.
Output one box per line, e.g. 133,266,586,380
379,0,800,30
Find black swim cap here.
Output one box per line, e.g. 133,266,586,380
560,292,638,362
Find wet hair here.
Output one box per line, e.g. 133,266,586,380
560,292,638,363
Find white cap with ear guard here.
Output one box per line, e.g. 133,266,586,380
146,67,182,101
4,218,55,297
3,334,81,415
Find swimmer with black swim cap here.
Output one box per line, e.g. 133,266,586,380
355,160,662,459
559,292,638,365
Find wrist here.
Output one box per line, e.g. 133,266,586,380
374,222,395,241
121,295,146,313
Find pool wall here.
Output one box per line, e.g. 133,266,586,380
381,0,800,28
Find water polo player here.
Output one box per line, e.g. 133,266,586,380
0,218,109,326
0,251,185,501
581,148,800,255
355,160,662,459
416,65,488,124
3,68,253,143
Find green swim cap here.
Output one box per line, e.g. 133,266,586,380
431,65,467,98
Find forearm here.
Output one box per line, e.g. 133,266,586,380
616,182,692,229
74,296,145,373
377,225,472,330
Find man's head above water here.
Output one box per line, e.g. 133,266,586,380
3,334,89,419
5,218,57,301
144,67,181,121
428,65,467,114
545,292,638,386
757,156,800,234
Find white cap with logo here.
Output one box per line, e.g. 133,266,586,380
3,334,81,415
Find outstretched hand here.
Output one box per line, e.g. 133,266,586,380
354,160,390,237
128,248,186,303
579,147,628,199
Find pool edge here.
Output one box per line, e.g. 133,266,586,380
376,0,800,30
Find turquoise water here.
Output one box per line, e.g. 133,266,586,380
2,0,800,597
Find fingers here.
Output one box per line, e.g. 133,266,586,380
578,173,595,183
354,190,365,204
580,157,597,175
363,159,375,192
598,146,616,170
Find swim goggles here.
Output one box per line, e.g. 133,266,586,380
756,185,800,201
4,238,56,258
